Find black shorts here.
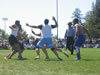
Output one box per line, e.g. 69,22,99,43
19,43,24,50
8,35,19,46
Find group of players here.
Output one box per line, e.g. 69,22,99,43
4,16,91,60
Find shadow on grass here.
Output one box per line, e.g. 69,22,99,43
82,58,100,61
44,58,63,61
14,58,28,61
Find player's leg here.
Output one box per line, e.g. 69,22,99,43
67,38,71,52
34,48,40,60
74,35,85,60
4,44,18,59
37,38,49,59
42,45,49,59
5,35,18,59
53,44,69,57
70,37,74,55
16,44,23,59
51,47,62,61
75,46,80,60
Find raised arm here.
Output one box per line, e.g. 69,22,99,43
52,16,58,27
9,25,16,30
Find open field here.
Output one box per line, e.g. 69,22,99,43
0,48,100,75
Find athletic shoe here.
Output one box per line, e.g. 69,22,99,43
76,56,80,60
58,57,63,61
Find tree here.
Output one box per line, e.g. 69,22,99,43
85,0,100,38
0,29,9,39
72,8,83,24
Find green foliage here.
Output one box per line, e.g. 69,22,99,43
20,29,27,37
85,0,100,38
0,29,9,39
72,8,83,23
0,48,100,75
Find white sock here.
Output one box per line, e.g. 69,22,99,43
75,46,79,54
62,51,65,53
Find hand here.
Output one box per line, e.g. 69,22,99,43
31,29,35,34
26,23,29,26
52,16,56,21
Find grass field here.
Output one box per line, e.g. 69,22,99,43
0,48,100,75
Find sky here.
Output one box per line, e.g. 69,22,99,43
0,0,96,38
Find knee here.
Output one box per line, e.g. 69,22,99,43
75,46,80,53
42,45,47,50
51,47,55,51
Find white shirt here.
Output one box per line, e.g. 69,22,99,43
11,26,19,37
41,25,52,38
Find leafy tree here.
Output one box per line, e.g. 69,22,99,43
0,29,9,39
72,8,83,23
85,0,100,38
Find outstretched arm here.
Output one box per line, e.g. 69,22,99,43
31,29,41,37
26,23,39,28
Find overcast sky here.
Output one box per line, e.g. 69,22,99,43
0,0,96,38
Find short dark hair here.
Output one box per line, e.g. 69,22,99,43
44,19,49,25
15,20,20,26
73,18,79,23
15,20,20,24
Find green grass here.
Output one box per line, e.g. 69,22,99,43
0,48,100,75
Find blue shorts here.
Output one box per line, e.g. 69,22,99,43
74,34,86,47
37,38,53,48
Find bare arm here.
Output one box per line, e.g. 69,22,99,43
83,27,92,41
9,25,16,30
19,25,22,31
52,16,58,27
26,23,39,28
31,29,41,37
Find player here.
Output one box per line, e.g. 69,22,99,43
31,29,69,60
73,19,92,60
26,16,59,60
4,24,23,59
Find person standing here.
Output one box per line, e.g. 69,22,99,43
31,30,64,60
64,22,75,55
26,16,58,60
73,19,92,60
